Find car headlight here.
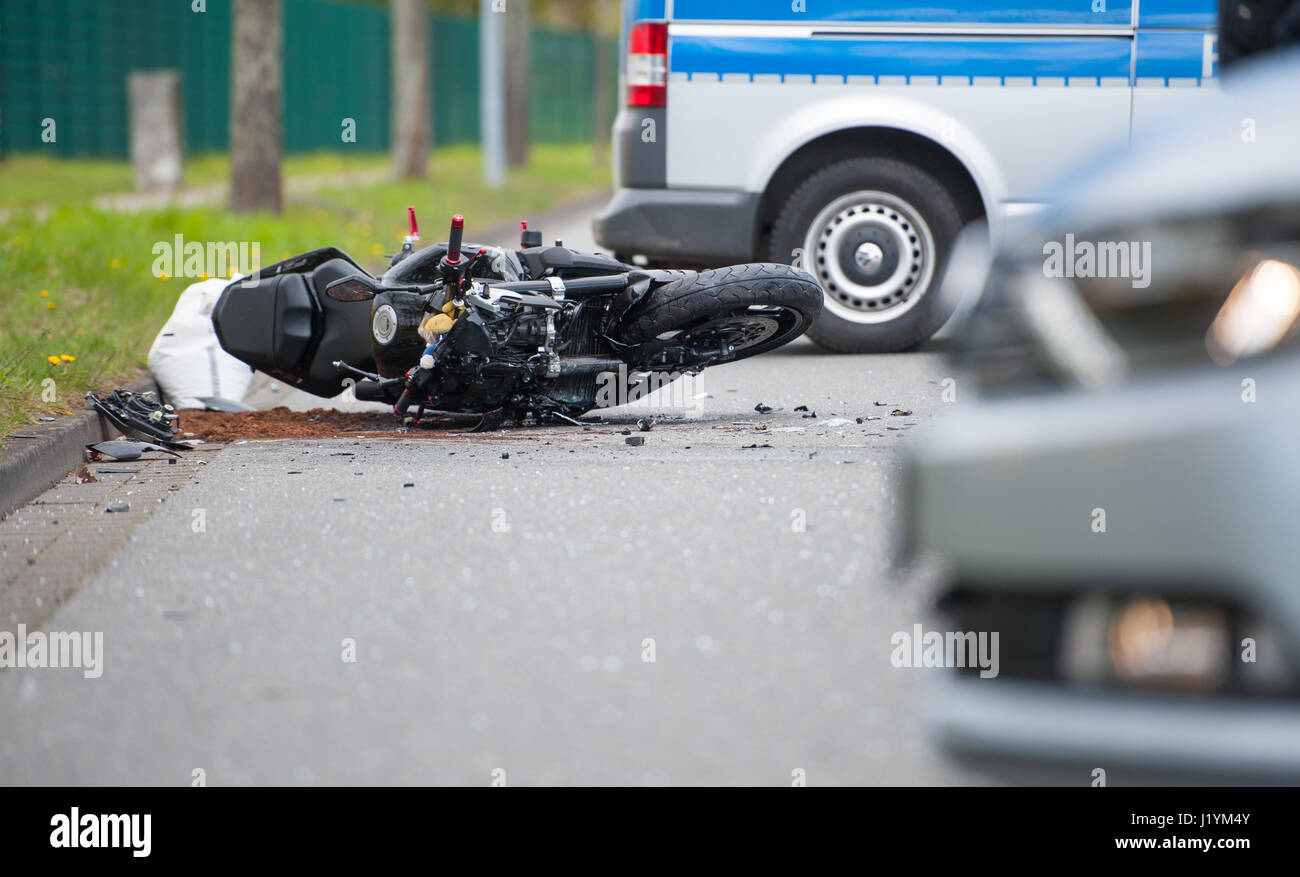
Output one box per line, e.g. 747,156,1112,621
1206,257,1300,365
956,206,1300,395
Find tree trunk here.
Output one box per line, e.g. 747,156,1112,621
230,0,283,214
390,0,430,179
591,0,616,165
504,0,530,168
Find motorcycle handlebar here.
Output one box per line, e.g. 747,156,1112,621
447,214,465,263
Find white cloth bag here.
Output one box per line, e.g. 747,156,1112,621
147,278,254,409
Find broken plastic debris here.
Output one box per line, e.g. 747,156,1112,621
197,397,256,413
856,415,882,423
104,503,131,513
741,443,774,449
636,418,654,432
754,403,773,414
86,439,180,461
818,418,854,427
625,436,645,446
890,409,913,417
794,405,809,412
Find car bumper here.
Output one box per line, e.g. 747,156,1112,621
903,363,1300,607
929,675,1300,782
904,359,1300,779
591,187,759,264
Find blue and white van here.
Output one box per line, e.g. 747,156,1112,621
592,1,1220,352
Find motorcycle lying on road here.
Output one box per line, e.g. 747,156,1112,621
212,210,822,428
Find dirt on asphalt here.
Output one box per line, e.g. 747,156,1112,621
178,407,413,442
175,407,619,442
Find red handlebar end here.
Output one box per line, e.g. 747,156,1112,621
407,206,419,237
521,220,528,231
451,214,464,229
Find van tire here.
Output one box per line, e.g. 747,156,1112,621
769,157,966,353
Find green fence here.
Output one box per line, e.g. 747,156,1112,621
0,0,617,158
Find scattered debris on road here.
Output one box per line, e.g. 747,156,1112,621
626,436,645,446
86,388,188,448
890,409,913,417
86,439,181,462
754,402,773,414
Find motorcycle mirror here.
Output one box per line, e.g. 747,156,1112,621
325,274,379,301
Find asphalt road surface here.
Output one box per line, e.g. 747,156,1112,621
0,197,984,786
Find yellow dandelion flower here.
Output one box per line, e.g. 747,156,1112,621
76,328,84,335
46,301,56,309
47,355,60,366
200,271,210,280
110,258,122,269
60,354,76,362
160,272,170,281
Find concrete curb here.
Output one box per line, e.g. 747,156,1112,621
0,374,160,519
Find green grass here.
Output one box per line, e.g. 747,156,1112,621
0,156,136,209
0,150,400,209
0,143,609,440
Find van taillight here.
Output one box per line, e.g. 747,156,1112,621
627,22,667,107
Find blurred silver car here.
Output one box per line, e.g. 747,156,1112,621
902,49,1300,784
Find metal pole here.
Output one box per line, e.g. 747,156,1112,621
480,0,505,188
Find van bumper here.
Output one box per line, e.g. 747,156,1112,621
592,187,760,265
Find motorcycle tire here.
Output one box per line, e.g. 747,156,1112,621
617,263,823,364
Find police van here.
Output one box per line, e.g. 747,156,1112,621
592,1,1220,352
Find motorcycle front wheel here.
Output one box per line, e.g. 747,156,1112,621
617,263,823,365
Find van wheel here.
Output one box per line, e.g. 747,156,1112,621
769,157,965,353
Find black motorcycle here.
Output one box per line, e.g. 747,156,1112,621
212,210,822,428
